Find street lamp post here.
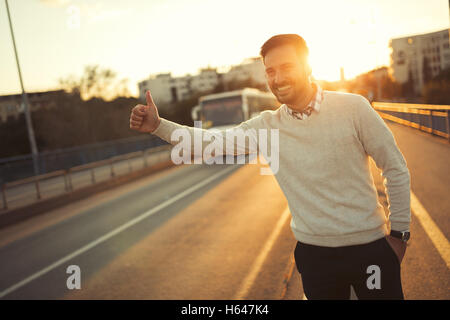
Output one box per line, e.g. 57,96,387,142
5,0,40,176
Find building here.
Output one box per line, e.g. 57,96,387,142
390,28,450,94
138,68,220,107
0,89,64,123
138,57,268,106
223,57,267,88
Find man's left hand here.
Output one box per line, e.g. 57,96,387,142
385,235,407,264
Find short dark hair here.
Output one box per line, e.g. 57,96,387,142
260,34,309,62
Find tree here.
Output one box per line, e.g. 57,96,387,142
379,74,403,101
59,65,130,101
422,67,450,104
401,69,415,99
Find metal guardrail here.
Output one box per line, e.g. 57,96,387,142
0,134,166,184
372,102,450,142
1,145,172,211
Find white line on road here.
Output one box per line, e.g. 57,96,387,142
0,165,238,299
410,191,450,269
234,206,291,300
236,190,449,300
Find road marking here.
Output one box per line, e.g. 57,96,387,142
410,191,450,269
235,206,291,300
0,165,238,299
299,193,450,300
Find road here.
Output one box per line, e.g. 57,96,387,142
0,121,448,299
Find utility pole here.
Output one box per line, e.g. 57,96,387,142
5,0,39,175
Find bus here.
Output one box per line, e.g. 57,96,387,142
191,88,280,130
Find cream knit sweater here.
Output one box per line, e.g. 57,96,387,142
151,91,411,247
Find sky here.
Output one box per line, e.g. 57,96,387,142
1,0,449,97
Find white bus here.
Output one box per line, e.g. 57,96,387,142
192,88,280,130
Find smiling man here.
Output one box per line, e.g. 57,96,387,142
129,34,411,300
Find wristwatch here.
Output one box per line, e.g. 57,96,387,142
390,230,410,242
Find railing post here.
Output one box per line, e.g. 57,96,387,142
429,110,434,135
1,184,7,210
91,168,96,184
418,109,423,132
446,110,450,142
67,170,73,192
64,171,69,192
110,159,115,178
35,178,41,200
143,151,148,168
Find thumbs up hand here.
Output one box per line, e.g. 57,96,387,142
130,90,161,133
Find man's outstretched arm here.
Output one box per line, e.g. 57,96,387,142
129,91,259,157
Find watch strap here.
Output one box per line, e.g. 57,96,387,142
390,230,410,242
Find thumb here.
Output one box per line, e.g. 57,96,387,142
146,90,156,107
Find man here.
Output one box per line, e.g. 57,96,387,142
129,34,411,299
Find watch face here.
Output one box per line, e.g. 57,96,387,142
402,232,410,241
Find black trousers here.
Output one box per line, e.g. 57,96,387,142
294,237,404,300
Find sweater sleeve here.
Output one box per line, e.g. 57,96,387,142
355,96,411,232
150,117,259,157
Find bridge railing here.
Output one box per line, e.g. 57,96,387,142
372,102,450,142
0,145,172,211
0,134,167,184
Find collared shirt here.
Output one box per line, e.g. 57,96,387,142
284,82,324,120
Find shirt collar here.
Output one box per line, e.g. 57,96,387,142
284,82,324,120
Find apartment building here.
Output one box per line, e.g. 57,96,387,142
138,57,268,105
390,28,450,94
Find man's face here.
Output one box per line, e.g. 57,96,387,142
264,44,311,105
